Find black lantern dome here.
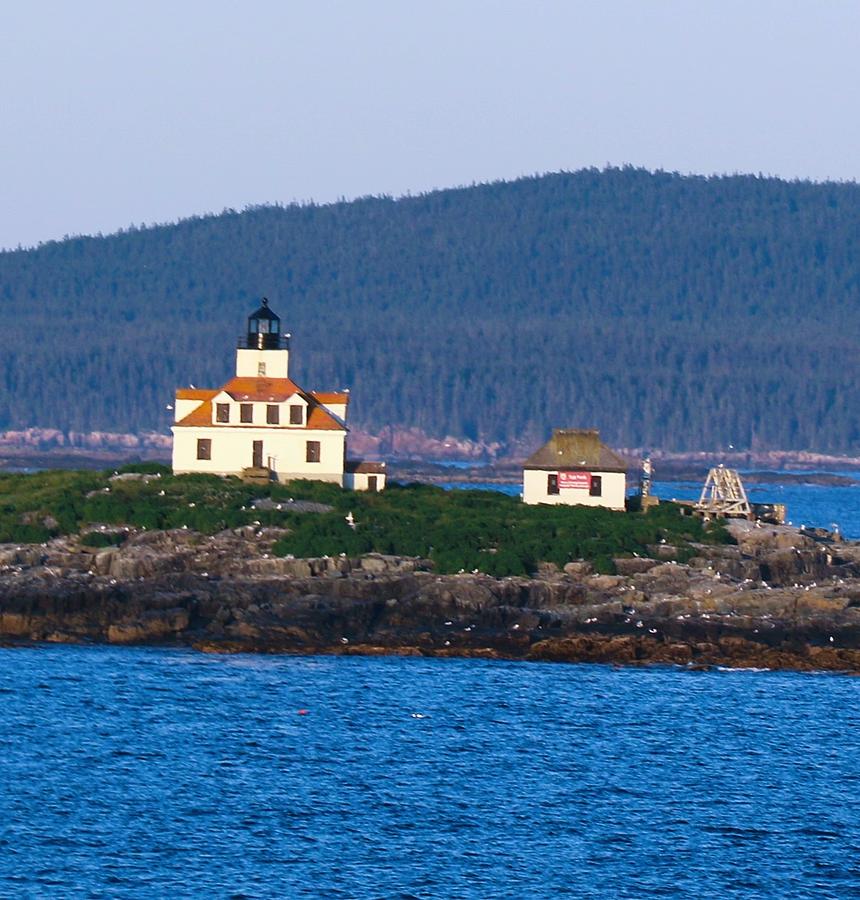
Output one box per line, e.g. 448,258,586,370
245,298,284,350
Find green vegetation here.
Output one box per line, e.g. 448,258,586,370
2,167,860,451
0,467,252,543
0,467,728,575
269,482,722,576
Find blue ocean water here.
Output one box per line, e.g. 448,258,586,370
438,474,860,540
3,646,860,898
651,474,860,540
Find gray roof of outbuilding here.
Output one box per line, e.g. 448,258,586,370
346,460,386,474
523,429,628,472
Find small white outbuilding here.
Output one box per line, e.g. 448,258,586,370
522,429,627,510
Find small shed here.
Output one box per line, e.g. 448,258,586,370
522,429,627,510
344,460,386,492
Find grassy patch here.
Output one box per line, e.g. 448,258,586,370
269,481,725,576
0,469,728,574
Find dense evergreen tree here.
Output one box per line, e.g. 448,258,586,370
1,167,858,452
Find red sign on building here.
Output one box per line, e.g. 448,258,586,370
558,471,592,490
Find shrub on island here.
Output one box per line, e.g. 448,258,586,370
0,469,728,576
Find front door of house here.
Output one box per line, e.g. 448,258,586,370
252,440,263,468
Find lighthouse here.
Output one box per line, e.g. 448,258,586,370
170,298,385,490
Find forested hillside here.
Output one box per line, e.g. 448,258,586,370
1,167,859,452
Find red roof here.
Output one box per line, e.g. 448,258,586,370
175,376,346,431
177,400,214,427
311,391,350,406
221,376,302,402
176,388,218,401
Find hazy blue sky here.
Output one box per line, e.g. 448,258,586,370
2,0,859,249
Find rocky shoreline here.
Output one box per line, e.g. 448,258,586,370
2,522,860,672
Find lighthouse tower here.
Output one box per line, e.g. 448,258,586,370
235,297,290,379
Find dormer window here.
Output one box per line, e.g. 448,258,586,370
266,404,280,424
240,404,253,423
216,403,230,423
289,404,304,425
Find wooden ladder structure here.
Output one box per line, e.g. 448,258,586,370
695,465,751,518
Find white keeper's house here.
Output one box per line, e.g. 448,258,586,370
522,429,626,510
171,298,386,491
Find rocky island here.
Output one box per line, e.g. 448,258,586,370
2,514,860,673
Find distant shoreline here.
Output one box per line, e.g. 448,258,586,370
2,442,859,489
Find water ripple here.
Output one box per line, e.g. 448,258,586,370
2,646,860,897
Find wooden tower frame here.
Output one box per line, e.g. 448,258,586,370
695,465,751,518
